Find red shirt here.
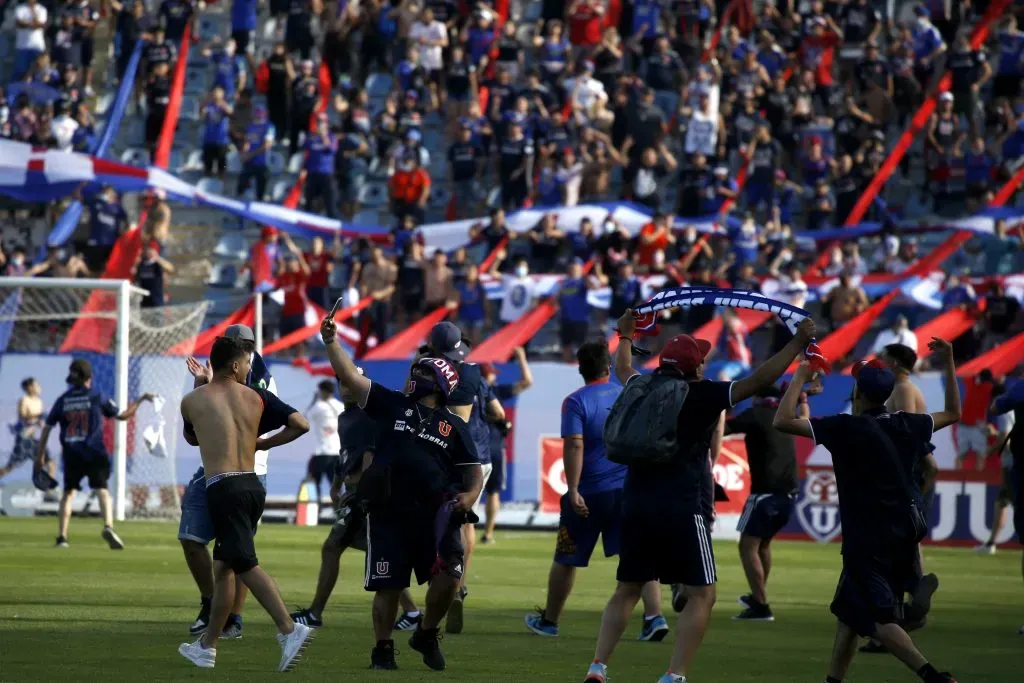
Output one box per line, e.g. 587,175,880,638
305,252,331,287
568,3,603,46
278,270,310,316
961,378,993,426
800,32,839,87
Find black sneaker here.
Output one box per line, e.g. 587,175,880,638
55,535,69,548
189,599,211,636
394,611,422,631
671,583,687,613
370,640,398,670
737,594,754,609
731,604,775,622
408,626,446,671
936,673,957,682
446,587,468,634
906,573,939,622
290,607,323,628
859,640,888,654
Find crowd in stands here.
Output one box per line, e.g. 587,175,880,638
0,0,1022,365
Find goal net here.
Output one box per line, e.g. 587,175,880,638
0,278,210,519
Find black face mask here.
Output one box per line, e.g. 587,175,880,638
406,370,442,403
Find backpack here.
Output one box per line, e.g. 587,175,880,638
603,374,689,466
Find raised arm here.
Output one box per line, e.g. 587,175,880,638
320,316,371,403
116,393,156,420
773,362,814,437
256,411,310,451
511,346,534,393
733,318,816,404
927,337,961,431
614,309,641,384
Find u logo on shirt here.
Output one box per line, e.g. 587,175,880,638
438,421,452,437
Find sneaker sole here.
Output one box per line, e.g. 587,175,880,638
446,598,464,634
102,529,125,550
279,627,315,672
524,614,558,637
638,626,670,642
177,644,215,669
731,615,775,622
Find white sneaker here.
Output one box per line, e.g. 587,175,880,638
656,674,687,683
584,661,608,682
973,543,996,555
276,623,314,672
178,639,216,668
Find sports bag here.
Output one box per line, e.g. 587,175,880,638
603,374,689,466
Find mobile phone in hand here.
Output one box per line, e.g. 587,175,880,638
328,297,345,320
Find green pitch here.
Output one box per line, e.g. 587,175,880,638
0,518,1020,682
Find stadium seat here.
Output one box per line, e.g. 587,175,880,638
522,1,542,22
120,147,151,167
220,213,242,231
287,152,305,174
184,68,208,95
208,262,241,288
226,150,243,175
357,181,388,208
179,96,200,122
213,232,251,261
352,208,382,226
270,179,291,202
366,73,393,99
428,186,451,210
198,15,227,37
181,149,204,172
197,177,225,196
268,151,286,175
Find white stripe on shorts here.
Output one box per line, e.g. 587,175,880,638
364,513,372,588
737,494,769,533
694,514,716,584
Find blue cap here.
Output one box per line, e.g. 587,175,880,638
428,321,468,361
852,359,896,404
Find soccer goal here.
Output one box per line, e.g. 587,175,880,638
0,278,210,520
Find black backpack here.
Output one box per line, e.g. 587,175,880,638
604,374,689,466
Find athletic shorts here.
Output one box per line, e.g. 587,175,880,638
178,466,267,544
485,451,505,494
364,508,465,591
474,463,493,507
560,320,589,349
617,499,716,587
326,492,367,552
956,424,987,457
63,453,110,491
308,454,339,486
737,493,794,540
7,436,41,469
232,29,256,55
206,472,266,574
555,489,623,567
830,549,915,637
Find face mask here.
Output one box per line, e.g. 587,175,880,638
515,264,529,278
406,372,439,402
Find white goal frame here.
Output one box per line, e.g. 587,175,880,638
2,277,147,521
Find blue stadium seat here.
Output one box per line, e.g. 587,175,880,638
226,150,243,174
184,68,208,95
366,73,393,99
358,181,388,208
120,147,150,167
179,96,200,122
208,262,241,288
213,232,251,261
352,208,382,227
270,179,291,202
267,151,286,175
199,15,228,37
428,186,451,210
181,149,204,172
197,177,225,196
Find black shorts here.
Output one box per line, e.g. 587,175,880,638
736,493,793,540
484,451,505,494
326,492,367,552
145,111,165,146
617,499,716,587
63,453,110,491
364,509,465,591
202,144,227,175
308,454,339,485
560,319,589,349
232,29,255,55
81,38,94,67
830,549,915,637
206,473,266,574
555,489,623,567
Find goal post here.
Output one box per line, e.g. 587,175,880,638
0,277,210,520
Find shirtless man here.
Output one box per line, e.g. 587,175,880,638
825,274,868,330
1,378,53,483
859,342,939,653
177,335,315,672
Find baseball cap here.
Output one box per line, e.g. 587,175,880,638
412,357,460,399
851,359,896,404
428,321,468,361
659,334,712,374
223,324,256,343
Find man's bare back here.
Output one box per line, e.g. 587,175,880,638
888,378,928,415
182,381,264,477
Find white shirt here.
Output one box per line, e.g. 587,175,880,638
556,162,584,206
16,2,47,51
307,397,345,455
684,110,718,156
254,375,278,475
52,114,79,151
778,275,809,310
870,328,918,355
410,20,447,71
564,76,607,114
499,274,535,323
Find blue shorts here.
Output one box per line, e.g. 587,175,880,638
178,467,267,544
736,493,794,540
554,489,622,567
831,549,915,637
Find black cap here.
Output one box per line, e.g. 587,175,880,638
427,321,468,361
223,324,256,342
69,358,93,381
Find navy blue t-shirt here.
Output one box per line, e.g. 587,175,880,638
561,380,627,495
46,387,120,461
468,382,495,466
448,360,483,409
336,405,377,478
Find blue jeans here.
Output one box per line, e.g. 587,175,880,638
178,466,267,544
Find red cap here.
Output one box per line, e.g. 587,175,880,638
261,226,278,239
659,334,712,374
146,239,160,253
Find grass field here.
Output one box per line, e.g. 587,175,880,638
0,518,1020,682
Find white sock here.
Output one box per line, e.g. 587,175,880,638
645,614,660,620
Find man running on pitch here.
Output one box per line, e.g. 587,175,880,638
526,341,668,641
774,339,960,683
35,359,154,549
177,335,314,671
179,324,276,639
291,369,377,628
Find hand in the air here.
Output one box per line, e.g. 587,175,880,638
320,317,337,344
617,309,637,338
927,336,953,359
795,318,817,344
186,356,212,383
